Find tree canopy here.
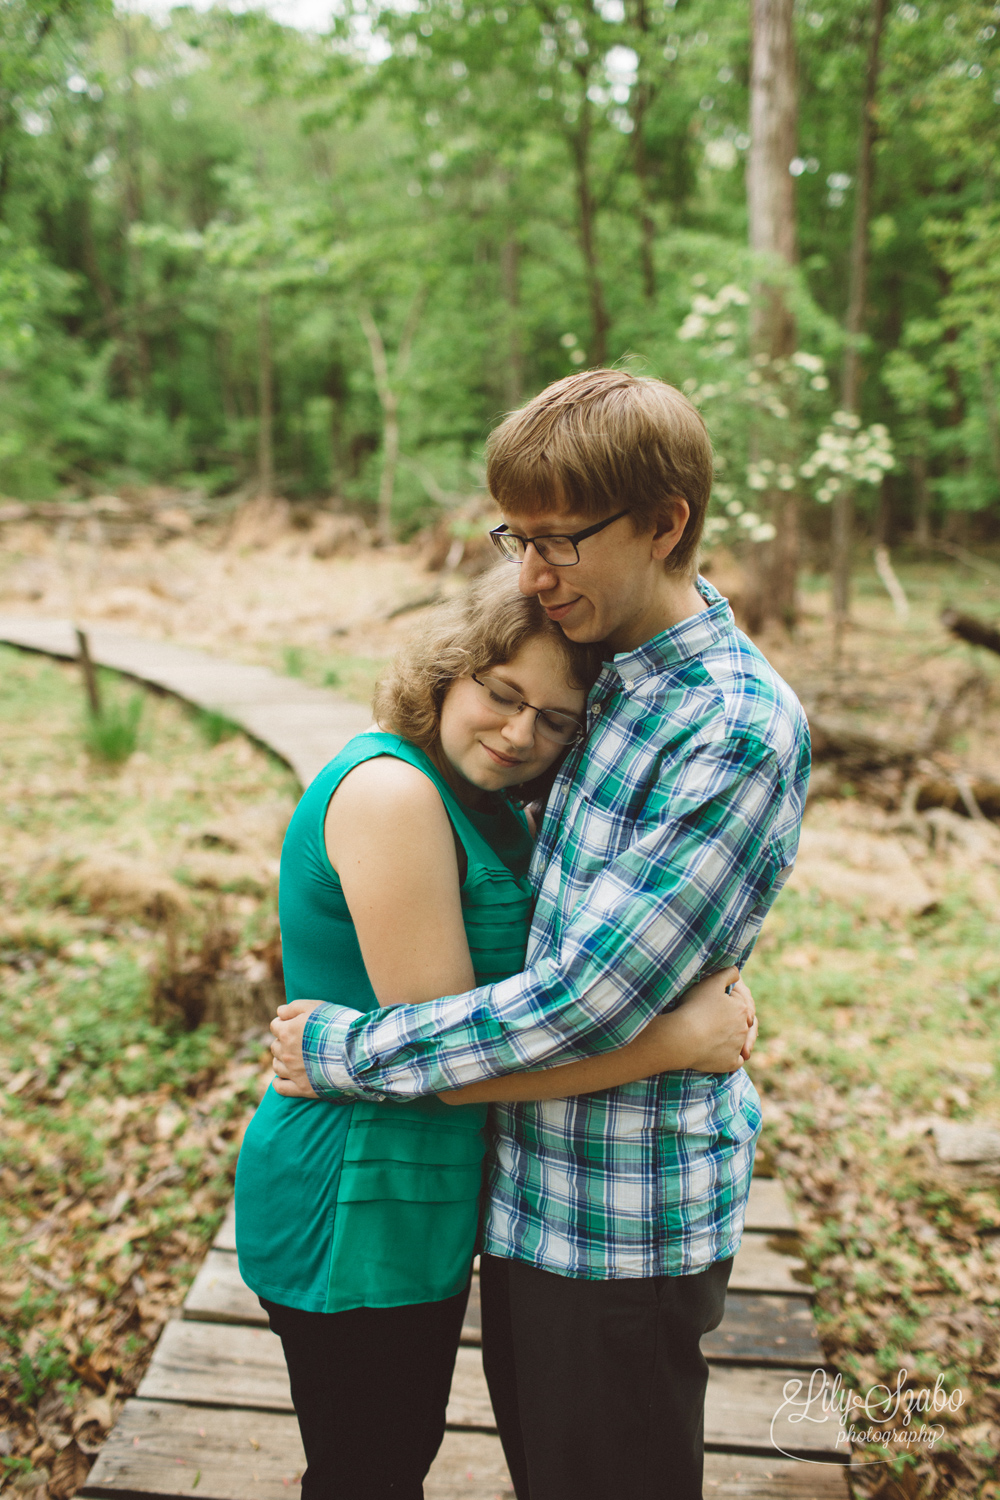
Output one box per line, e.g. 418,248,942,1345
1,0,997,556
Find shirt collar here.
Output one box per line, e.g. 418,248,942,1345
598,578,735,693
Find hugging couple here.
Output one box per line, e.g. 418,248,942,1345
235,368,810,1500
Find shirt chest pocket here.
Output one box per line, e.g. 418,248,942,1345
569,793,638,870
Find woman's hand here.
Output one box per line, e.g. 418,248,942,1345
665,966,757,1074
271,1000,320,1098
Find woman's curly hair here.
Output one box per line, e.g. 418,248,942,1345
373,565,603,752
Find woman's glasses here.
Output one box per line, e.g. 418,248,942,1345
471,674,584,746
489,510,630,566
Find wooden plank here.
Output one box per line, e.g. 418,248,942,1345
704,1293,824,1369
706,1365,846,1459
745,1177,797,1233
704,1452,849,1498
78,1402,517,1500
137,1320,292,1412
446,1347,495,1431
426,1431,514,1500
213,1204,237,1253
730,1231,810,1295
78,1400,303,1499
183,1251,266,1327
138,1320,496,1433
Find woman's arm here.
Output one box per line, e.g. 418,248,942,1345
323,757,476,1005
439,968,756,1103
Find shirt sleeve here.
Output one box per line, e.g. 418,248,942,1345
302,735,788,1102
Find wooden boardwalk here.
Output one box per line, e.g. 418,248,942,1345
0,616,371,786
0,619,850,1498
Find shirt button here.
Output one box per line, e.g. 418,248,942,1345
624,679,635,691
591,703,602,716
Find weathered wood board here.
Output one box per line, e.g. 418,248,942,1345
137,1322,495,1432
744,1176,798,1233
730,1231,811,1294
703,1293,824,1368
703,1452,849,1498
138,1321,842,1457
706,1365,846,1459
79,1402,518,1500
183,1251,266,1327
137,1321,291,1412
79,1401,303,1499
213,1204,237,1253
445,1348,496,1431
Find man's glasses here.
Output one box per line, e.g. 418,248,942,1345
471,674,584,746
489,509,630,567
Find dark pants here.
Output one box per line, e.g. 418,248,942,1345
479,1252,732,1500
260,1285,469,1500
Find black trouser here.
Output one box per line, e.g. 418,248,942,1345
479,1252,732,1500
260,1285,469,1500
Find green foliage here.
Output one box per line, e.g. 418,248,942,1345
82,692,143,764
0,0,995,543
196,708,240,746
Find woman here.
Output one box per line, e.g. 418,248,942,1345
235,568,755,1500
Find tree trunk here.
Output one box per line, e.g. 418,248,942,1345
631,0,656,302
358,295,425,545
831,0,888,654
909,452,931,544
500,232,523,409
570,98,610,365
981,356,1000,486
744,0,799,632
257,293,274,500
119,18,151,397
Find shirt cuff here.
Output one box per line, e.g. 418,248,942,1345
301,1003,367,1100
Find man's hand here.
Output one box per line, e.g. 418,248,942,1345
270,1000,321,1099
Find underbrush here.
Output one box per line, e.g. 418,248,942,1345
749,887,1000,1499
0,646,298,1495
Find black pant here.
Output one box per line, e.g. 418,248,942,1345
261,1285,469,1500
480,1252,732,1500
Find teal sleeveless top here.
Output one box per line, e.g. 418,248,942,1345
234,732,534,1312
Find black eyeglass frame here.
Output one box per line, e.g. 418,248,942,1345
470,672,585,746
489,508,631,566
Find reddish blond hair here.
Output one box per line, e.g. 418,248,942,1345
486,369,713,576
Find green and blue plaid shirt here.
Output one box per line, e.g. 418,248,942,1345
302,581,810,1277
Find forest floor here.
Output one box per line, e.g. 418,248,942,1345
1,503,1000,1499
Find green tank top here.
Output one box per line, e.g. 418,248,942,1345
235,732,534,1312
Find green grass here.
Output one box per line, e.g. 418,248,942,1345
82,691,144,764
195,708,241,746
0,643,298,1436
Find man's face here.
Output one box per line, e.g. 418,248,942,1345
498,503,674,653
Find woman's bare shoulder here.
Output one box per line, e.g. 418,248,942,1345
328,754,449,838
326,752,458,884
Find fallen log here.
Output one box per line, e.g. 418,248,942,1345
806,716,1000,817
941,607,1000,657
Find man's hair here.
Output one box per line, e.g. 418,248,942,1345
485,369,714,577
373,565,602,752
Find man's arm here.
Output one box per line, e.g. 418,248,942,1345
278,735,792,1102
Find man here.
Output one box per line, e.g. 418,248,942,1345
271,369,810,1499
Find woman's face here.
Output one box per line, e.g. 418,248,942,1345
435,635,586,801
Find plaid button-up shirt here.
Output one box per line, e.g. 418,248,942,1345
302,581,810,1277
